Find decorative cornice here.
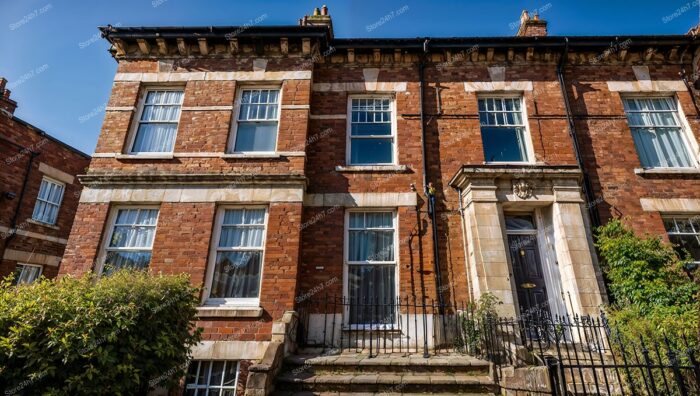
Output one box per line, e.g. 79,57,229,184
449,164,581,189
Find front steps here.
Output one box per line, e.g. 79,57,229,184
272,352,498,395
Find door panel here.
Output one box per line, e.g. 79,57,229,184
508,234,551,319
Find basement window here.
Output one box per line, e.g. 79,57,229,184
478,96,531,163
622,97,695,169
663,216,700,263
231,88,280,153
185,360,239,395
129,89,183,154
348,96,396,165
32,177,65,225
13,264,42,285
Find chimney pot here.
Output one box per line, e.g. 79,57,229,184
313,7,320,16
517,9,547,37
321,5,328,16
0,78,6,92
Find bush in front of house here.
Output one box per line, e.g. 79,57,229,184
0,270,202,395
596,218,698,347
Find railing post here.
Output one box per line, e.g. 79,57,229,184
665,336,689,396
683,335,700,387
422,298,429,358
640,337,658,395
545,356,563,396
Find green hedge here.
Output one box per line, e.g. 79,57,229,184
0,270,202,395
596,218,698,347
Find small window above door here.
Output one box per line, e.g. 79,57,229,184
505,215,536,231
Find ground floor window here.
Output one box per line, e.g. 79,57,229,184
13,263,42,285
207,207,267,305
663,216,700,263
185,360,238,396
346,210,397,325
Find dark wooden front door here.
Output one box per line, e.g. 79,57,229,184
508,234,550,319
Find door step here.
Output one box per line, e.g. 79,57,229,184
273,353,498,394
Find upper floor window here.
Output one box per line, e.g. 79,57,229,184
130,89,184,154
478,96,530,163
663,216,700,264
32,177,64,225
207,207,267,306
622,97,695,168
186,360,239,395
232,88,280,153
348,97,395,165
13,264,42,285
101,207,159,274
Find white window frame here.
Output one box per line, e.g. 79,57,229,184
185,360,239,394
126,86,184,155
228,85,282,154
203,206,269,307
477,94,535,165
96,205,160,276
342,208,399,329
32,176,65,225
621,94,700,170
663,215,700,264
346,95,398,166
14,263,43,285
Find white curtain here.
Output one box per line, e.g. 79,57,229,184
15,265,41,285
133,90,183,152
32,179,64,224
105,209,158,272
211,209,266,299
624,98,693,168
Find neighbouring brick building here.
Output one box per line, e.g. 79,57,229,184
59,6,700,394
0,78,91,283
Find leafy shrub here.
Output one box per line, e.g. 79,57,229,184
0,270,202,395
595,218,698,347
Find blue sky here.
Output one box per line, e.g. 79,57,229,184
1,0,699,154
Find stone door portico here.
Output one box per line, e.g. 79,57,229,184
450,165,605,318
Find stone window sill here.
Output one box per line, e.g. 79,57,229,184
222,153,282,159
27,218,60,230
116,153,174,160
634,168,700,176
335,165,408,173
196,306,263,318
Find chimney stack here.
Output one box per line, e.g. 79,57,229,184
299,5,333,38
0,78,18,116
516,10,548,37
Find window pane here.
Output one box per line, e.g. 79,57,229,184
350,138,393,165
219,226,264,248
669,234,700,262
348,265,396,324
210,251,262,299
663,218,678,233
132,123,177,152
104,251,152,273
481,126,528,162
505,215,536,231
351,122,392,136
222,362,237,386
631,128,692,168
234,122,277,152
349,230,394,262
13,265,42,285
365,212,392,228
210,361,225,387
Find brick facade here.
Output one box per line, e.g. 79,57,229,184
0,78,91,281
58,7,700,395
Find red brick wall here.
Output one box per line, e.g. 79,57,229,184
566,64,700,237
0,113,90,279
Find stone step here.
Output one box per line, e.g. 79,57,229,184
274,371,498,393
283,353,492,375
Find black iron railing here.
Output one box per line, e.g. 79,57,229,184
296,294,484,357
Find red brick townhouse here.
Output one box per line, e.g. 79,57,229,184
59,6,700,394
0,78,91,284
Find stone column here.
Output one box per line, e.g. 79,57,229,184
462,180,517,317
552,185,604,316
